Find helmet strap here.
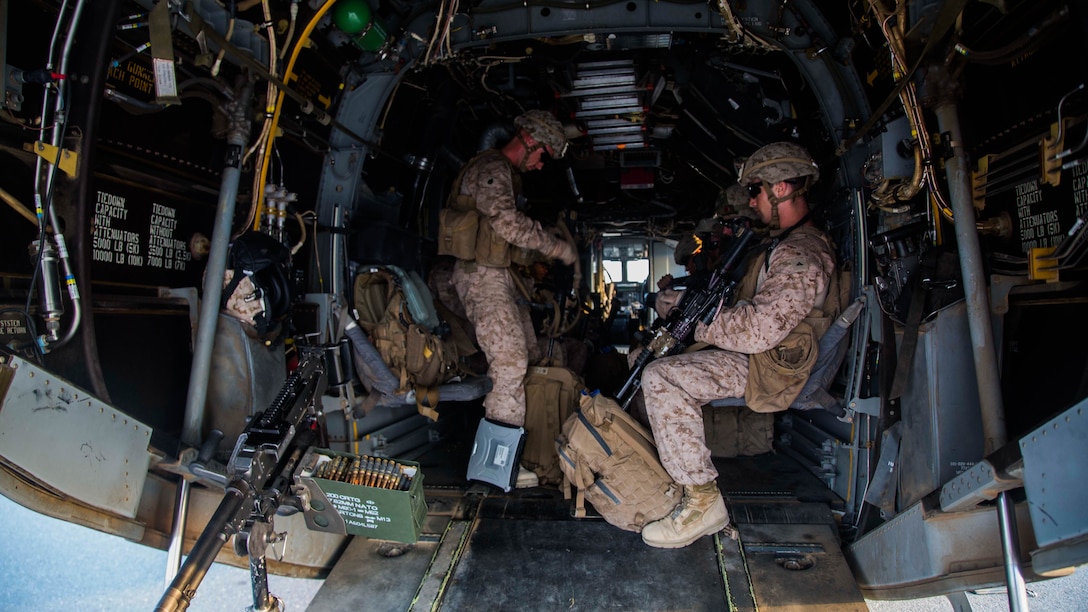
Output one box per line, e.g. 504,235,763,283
515,130,547,170
765,177,811,229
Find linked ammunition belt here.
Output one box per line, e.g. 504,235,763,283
311,453,414,490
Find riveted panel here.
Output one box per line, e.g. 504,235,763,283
0,357,153,518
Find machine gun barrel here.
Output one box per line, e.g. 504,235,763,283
615,227,755,411
156,352,327,612
155,484,249,612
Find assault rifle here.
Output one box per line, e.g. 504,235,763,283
615,224,756,411
157,350,328,612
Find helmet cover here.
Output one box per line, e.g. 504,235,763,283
717,184,752,217
514,110,569,159
674,233,699,265
737,141,819,186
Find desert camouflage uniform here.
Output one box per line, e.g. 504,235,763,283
452,150,573,427
429,257,467,323
643,228,836,484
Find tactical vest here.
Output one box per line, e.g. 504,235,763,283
437,150,519,267
735,226,846,413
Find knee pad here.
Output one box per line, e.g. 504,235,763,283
466,418,526,492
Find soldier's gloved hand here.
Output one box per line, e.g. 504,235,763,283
555,241,577,265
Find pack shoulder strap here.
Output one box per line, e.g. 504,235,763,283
416,385,440,421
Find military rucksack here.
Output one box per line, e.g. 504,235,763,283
523,366,585,485
556,392,682,533
353,266,461,411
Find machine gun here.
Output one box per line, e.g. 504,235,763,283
615,224,756,411
156,349,328,612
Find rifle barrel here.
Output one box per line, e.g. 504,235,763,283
611,226,755,412
616,344,654,409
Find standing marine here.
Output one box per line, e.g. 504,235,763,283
450,110,577,490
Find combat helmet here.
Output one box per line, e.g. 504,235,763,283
716,184,758,220
674,232,699,266
737,141,819,186
514,110,569,159
736,141,819,228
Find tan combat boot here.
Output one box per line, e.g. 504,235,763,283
515,465,539,489
641,482,730,548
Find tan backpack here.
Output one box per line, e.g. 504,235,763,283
523,366,585,485
556,392,682,533
353,267,460,400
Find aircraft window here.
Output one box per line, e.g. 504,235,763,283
626,259,649,284
603,260,624,283
601,258,649,284
602,243,649,260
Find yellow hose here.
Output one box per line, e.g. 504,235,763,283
253,0,340,230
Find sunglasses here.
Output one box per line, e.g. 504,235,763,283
746,182,764,199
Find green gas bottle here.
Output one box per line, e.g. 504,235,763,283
333,0,388,52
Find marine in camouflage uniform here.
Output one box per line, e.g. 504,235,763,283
641,142,836,549
451,110,576,428
717,183,757,220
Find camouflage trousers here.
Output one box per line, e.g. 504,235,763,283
642,349,748,485
452,262,539,427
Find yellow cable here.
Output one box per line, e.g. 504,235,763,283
253,0,340,230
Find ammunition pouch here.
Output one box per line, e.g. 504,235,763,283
437,194,511,267
437,207,479,260
474,215,511,267
744,318,819,413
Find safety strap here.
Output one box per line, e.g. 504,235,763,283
510,267,534,302
344,305,384,416
889,251,938,400
357,391,379,416
149,1,180,105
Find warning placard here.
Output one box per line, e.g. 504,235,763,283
89,181,210,286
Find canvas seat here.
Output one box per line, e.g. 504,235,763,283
707,298,864,417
